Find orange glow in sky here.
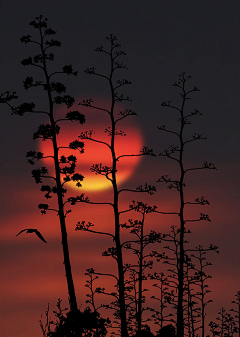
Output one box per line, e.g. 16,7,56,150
40,98,143,191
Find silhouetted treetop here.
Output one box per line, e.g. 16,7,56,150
11,14,88,315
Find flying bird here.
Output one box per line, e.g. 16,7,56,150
16,228,47,243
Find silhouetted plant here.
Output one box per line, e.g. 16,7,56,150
184,255,200,337
132,324,155,337
209,320,220,337
149,272,175,330
77,205,174,335
149,215,218,336
224,312,237,337
39,302,56,337
155,225,187,326
82,265,124,335
209,307,239,337
230,291,240,337
39,299,110,337
70,34,156,337
12,15,86,314
156,323,176,337
216,308,229,337
160,238,195,333
157,72,216,337
84,268,125,336
218,308,227,337
121,201,165,335
85,268,101,312
156,228,218,336
189,245,218,337
52,308,110,337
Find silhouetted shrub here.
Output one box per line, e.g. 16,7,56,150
51,307,110,337
156,324,176,337
131,325,154,337
40,300,110,337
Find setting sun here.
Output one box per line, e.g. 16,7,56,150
40,99,143,191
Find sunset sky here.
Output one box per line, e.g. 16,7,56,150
1,1,240,336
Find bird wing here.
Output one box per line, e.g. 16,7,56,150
34,230,47,243
16,229,27,236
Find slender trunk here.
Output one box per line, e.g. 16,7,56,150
220,309,224,337
186,263,190,337
201,281,205,337
113,181,129,337
90,273,96,312
190,292,195,337
40,28,78,313
160,275,163,330
49,94,78,313
187,279,191,337
239,303,240,337
110,95,128,337
177,161,185,337
137,213,144,335
110,105,128,337
201,297,205,337
199,250,205,337
177,88,186,337
133,272,138,315
109,39,129,337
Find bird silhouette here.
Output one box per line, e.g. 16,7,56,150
16,228,47,243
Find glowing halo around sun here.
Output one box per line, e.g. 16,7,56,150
40,98,143,192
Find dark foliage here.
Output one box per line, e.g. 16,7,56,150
51,308,110,337
156,324,176,337
40,299,110,337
